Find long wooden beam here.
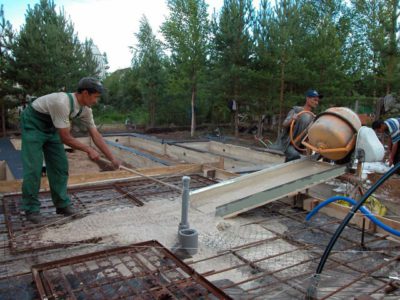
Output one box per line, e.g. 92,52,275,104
0,163,213,194
190,159,346,218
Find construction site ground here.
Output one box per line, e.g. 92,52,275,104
0,128,399,299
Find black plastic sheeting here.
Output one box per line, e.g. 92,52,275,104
0,137,23,179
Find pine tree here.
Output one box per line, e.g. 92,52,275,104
11,0,99,96
350,0,400,96
0,5,19,136
161,0,210,136
211,0,255,137
132,16,166,127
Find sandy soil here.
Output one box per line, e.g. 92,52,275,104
67,150,102,175
10,137,103,175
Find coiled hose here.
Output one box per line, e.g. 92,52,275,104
305,162,400,300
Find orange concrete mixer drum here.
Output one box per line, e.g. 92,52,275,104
303,107,362,161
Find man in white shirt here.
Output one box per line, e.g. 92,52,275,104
21,77,120,224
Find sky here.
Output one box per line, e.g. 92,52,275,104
1,0,231,72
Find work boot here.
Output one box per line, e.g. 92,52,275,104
56,206,76,216
26,212,42,224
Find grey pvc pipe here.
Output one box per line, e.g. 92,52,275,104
179,228,198,255
178,176,190,231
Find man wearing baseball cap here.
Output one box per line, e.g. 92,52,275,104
279,89,322,162
20,77,121,224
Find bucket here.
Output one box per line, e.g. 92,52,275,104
304,107,361,161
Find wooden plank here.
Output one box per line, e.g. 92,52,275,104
178,141,281,164
0,161,6,181
104,135,280,171
303,198,372,229
303,198,400,240
190,159,346,218
166,144,257,170
0,164,207,194
128,136,167,155
105,140,173,167
0,161,15,181
208,141,283,164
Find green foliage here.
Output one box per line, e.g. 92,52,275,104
102,68,141,111
161,0,210,135
350,0,400,96
132,16,166,127
4,0,400,135
0,5,18,99
10,0,100,96
210,0,256,134
94,106,149,125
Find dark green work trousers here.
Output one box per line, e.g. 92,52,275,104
21,105,70,213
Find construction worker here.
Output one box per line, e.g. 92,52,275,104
372,117,400,173
21,77,121,224
280,89,322,162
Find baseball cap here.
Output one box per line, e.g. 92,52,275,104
306,89,323,98
78,77,104,94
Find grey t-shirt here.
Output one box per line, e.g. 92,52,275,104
279,106,304,150
31,92,95,129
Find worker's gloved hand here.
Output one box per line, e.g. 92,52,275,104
87,147,100,161
110,158,121,170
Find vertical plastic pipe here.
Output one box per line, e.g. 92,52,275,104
178,176,190,232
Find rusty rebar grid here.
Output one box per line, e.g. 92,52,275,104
115,174,217,202
188,201,400,299
31,240,232,300
2,174,216,253
2,187,138,253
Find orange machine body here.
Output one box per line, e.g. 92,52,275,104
304,107,362,161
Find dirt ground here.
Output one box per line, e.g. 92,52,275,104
67,150,102,175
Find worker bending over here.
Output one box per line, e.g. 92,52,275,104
279,89,322,162
21,77,121,224
372,117,400,173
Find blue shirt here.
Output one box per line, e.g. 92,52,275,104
384,117,400,143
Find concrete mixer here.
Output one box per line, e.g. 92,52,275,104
296,107,384,163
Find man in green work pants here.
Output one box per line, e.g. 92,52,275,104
21,77,120,224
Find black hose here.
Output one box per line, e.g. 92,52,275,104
305,162,400,300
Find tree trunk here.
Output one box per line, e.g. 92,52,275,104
256,114,263,138
234,81,239,138
190,83,196,137
234,109,239,138
386,0,398,94
150,99,155,128
277,59,286,139
1,101,5,137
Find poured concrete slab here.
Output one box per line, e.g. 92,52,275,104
190,158,347,218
